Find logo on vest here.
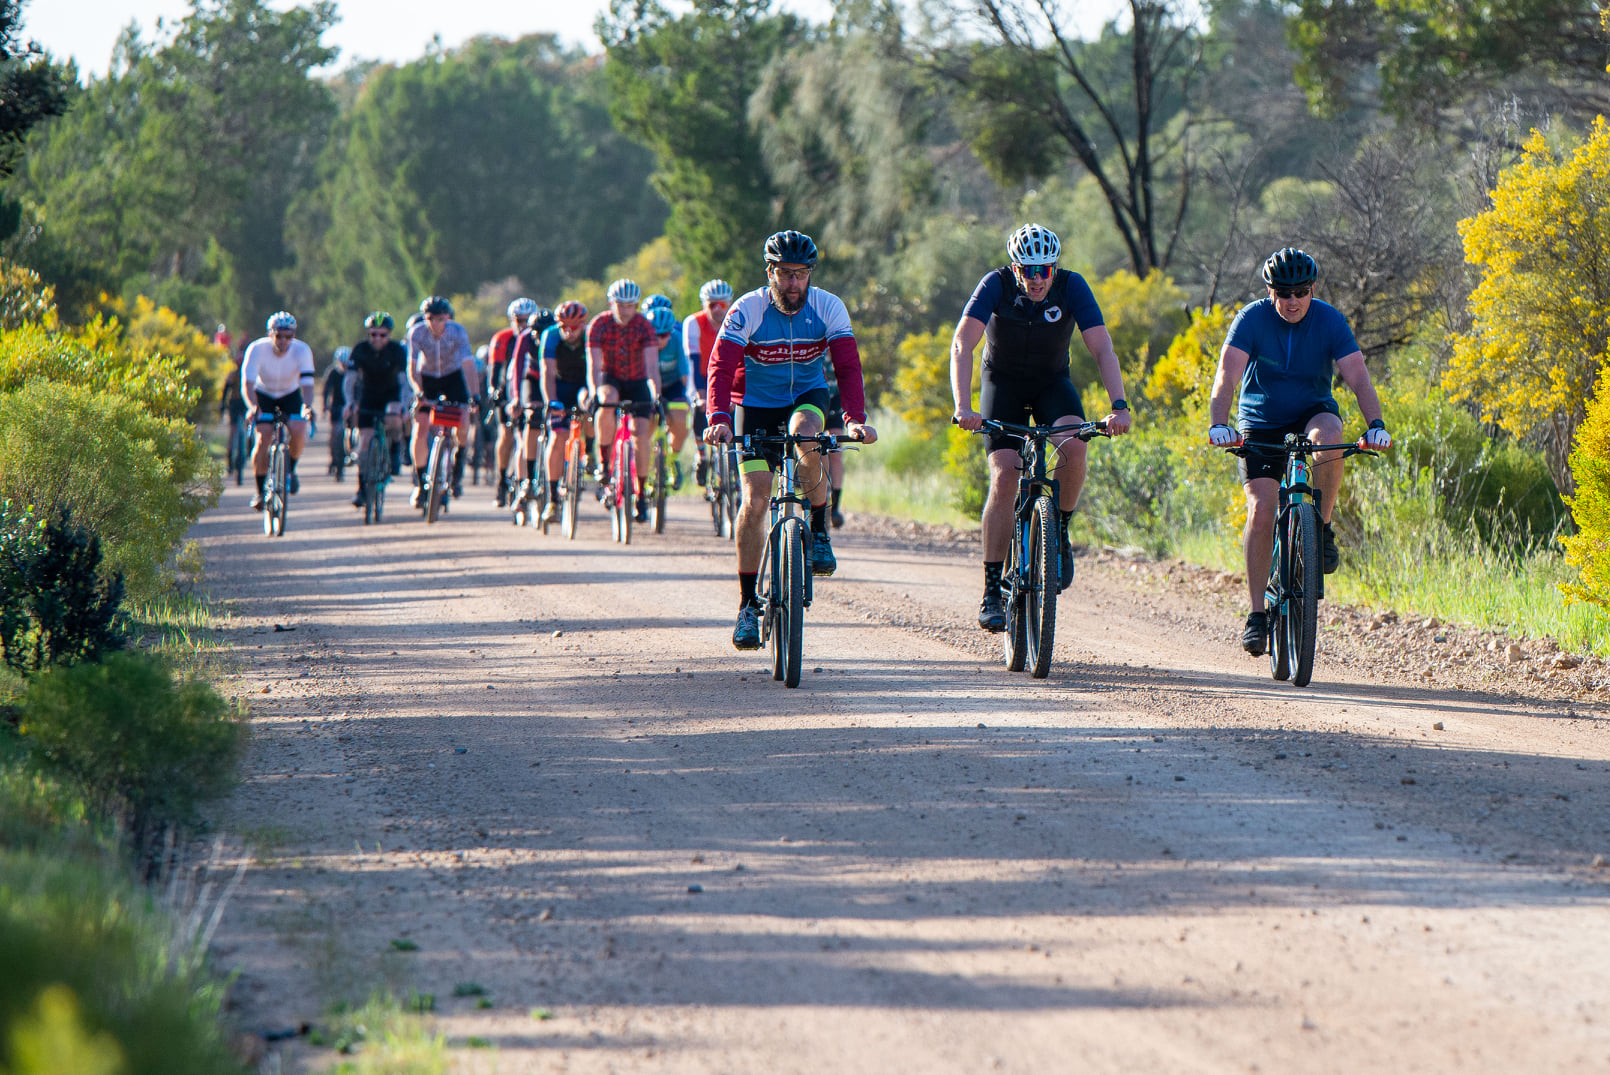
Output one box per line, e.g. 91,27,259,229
1043,306,1063,323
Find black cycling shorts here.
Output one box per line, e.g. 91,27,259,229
1237,406,1342,484
661,378,691,407
824,387,845,431
736,386,832,472
541,378,588,431
419,370,469,407
978,369,1083,453
600,374,655,409
253,389,305,424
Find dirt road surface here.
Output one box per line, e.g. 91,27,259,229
197,464,1610,1072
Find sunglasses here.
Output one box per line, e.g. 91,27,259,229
1017,263,1055,280
368,330,390,337
1272,286,1312,299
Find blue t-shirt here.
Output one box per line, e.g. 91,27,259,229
1226,298,1359,430
656,324,692,385
962,267,1105,379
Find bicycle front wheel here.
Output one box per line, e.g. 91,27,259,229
1003,521,1028,672
721,449,739,540
1025,496,1057,678
271,446,288,537
563,438,582,539
1268,518,1291,682
620,441,636,545
652,438,667,534
1289,501,1322,687
776,517,806,687
426,435,447,523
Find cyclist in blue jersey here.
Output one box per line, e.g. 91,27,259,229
650,304,694,488
952,223,1132,632
705,229,877,650
1206,247,1392,655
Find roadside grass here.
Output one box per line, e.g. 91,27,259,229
127,589,225,659
841,411,970,527
312,992,447,1074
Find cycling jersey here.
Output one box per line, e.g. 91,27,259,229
345,339,407,413
487,327,518,399
707,286,866,425
241,336,315,398
1226,298,1358,431
962,266,1105,379
586,311,656,381
322,367,346,415
656,325,692,386
682,310,721,391
539,325,588,385
407,320,473,378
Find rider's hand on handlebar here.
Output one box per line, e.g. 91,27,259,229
1361,421,1392,449
953,408,984,432
1208,423,1241,447
1104,408,1132,436
845,420,877,445
704,422,733,445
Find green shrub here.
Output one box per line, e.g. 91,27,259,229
18,652,244,842
0,851,242,1075
0,504,125,675
0,320,196,421
1564,362,1610,609
0,382,220,598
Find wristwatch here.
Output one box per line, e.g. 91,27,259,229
1111,398,1129,411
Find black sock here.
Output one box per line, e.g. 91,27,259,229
984,560,1003,597
585,437,596,460
831,487,843,512
811,503,828,534
739,572,758,608
1059,509,1073,544
415,467,425,487
452,451,465,484
287,457,298,474
549,479,560,501
255,474,266,495
527,459,538,481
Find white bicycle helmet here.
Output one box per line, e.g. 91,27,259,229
699,279,733,303
508,297,539,320
266,310,297,332
606,278,641,304
1007,223,1061,266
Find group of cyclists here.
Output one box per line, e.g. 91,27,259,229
225,222,1392,661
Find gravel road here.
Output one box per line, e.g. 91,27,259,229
198,462,1610,1072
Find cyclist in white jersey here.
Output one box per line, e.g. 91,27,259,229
241,310,315,511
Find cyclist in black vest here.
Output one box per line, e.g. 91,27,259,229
951,223,1132,632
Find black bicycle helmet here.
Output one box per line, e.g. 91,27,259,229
1261,247,1318,289
363,311,394,330
763,229,819,267
420,295,454,317
527,308,556,335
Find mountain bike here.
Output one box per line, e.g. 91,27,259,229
1226,433,1380,687
261,416,292,538
419,396,467,524
646,402,671,534
963,417,1109,678
358,414,390,526
601,400,654,544
743,430,862,688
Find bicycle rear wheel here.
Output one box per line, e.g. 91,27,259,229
1003,522,1028,672
652,438,667,534
426,435,447,523
1289,501,1322,687
1025,495,1057,678
1268,518,1291,682
563,438,582,539
776,517,806,687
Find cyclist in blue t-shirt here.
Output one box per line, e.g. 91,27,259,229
952,222,1132,632
1206,247,1393,656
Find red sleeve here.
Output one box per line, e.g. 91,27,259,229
707,338,746,423
827,336,867,424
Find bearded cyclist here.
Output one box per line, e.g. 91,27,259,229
406,295,480,507
343,312,408,507
682,278,732,484
242,311,316,511
488,297,538,506
1206,247,1392,656
586,279,660,524
952,223,1133,633
705,230,877,650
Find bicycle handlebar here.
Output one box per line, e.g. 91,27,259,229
953,416,1110,442
740,431,864,452
1222,438,1380,460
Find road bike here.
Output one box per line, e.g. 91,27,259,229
260,415,292,538
1226,433,1379,687
699,436,740,539
742,430,861,688
510,409,552,533
963,417,1109,678
646,403,671,534
559,404,589,540
358,414,391,526
419,396,467,524
600,400,655,544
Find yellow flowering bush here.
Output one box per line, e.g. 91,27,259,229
1563,363,1610,609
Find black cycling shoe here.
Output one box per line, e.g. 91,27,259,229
287,472,300,495
495,475,509,508
1242,611,1270,656
809,530,837,576
732,603,762,650
978,590,1005,632
1322,521,1340,574
1058,537,1075,593
634,502,648,523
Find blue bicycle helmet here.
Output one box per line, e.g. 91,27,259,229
649,306,678,334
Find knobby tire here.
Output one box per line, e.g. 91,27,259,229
1269,515,1292,682
1025,495,1057,678
1290,501,1322,687
1003,516,1028,672
778,517,806,688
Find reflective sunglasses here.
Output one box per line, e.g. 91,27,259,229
1271,286,1312,299
1017,263,1055,280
